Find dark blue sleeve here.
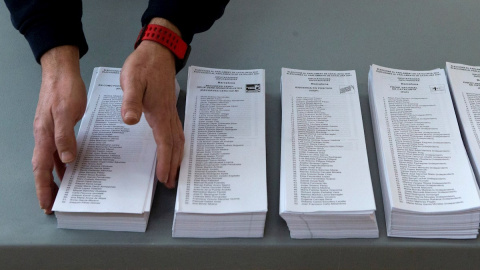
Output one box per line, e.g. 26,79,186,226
4,0,229,64
141,0,230,44
4,0,88,64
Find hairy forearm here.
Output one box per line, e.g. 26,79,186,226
40,45,81,79
149,17,181,36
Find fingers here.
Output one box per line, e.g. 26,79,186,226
33,108,75,214
33,45,86,214
120,70,145,125
154,127,173,186
144,89,183,188
121,43,183,189
166,113,185,188
152,111,184,189
53,151,67,180
32,117,57,214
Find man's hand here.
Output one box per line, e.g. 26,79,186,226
33,45,87,214
120,19,185,189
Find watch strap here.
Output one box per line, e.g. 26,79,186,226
135,24,191,73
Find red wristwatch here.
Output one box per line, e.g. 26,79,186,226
134,24,191,73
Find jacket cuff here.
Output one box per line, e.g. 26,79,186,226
141,1,194,44
141,0,229,45
23,21,88,64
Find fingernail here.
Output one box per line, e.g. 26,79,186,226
159,175,168,184
125,111,139,122
166,180,176,189
61,151,74,163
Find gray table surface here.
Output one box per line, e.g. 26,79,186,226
1,0,480,269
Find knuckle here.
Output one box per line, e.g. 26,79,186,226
31,159,40,173
32,159,49,177
159,137,174,149
32,150,48,173
52,99,85,121
32,119,44,135
51,101,72,118
178,131,185,143
52,104,66,116
173,134,185,148
55,132,72,147
33,119,53,141
33,116,45,131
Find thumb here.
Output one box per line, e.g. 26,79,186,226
120,70,145,125
53,111,78,163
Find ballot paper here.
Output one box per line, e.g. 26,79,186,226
172,66,267,238
368,64,480,239
279,68,378,239
52,67,179,232
446,62,480,183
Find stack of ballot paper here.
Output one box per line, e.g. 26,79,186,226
52,67,179,232
172,66,267,238
446,62,480,182
279,68,378,239
368,64,480,239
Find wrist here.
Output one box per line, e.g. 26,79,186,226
148,18,181,37
136,40,176,70
135,18,190,73
40,46,81,78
